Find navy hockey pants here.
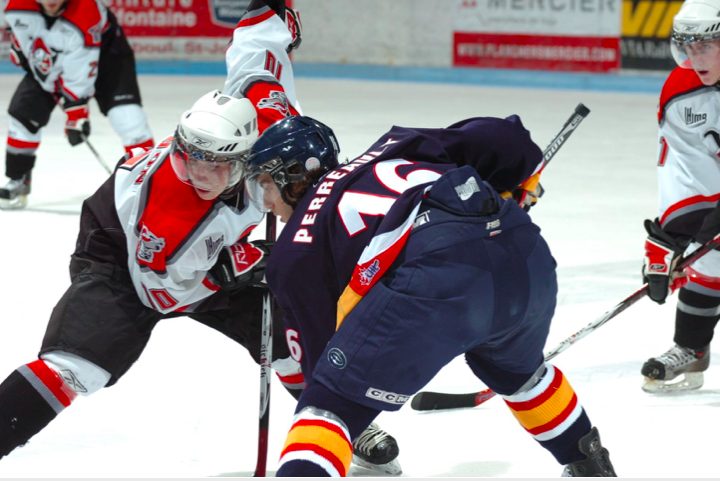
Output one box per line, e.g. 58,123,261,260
312,203,558,412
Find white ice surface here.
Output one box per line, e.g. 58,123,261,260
0,73,717,478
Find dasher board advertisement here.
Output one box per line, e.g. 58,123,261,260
107,0,251,60
621,0,682,71
453,0,622,73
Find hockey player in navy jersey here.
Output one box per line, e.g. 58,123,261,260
1,0,155,209
640,0,720,392
243,115,617,477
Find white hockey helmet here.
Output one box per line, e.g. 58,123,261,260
170,90,258,197
671,0,720,68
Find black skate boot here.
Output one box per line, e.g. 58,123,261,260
562,427,616,477
0,174,31,210
641,344,709,393
352,422,402,475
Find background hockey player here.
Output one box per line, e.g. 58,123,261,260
0,0,154,209
221,1,401,472
243,114,617,477
640,0,720,392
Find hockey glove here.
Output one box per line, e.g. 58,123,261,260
210,240,274,292
64,99,91,146
642,218,691,304
510,172,544,212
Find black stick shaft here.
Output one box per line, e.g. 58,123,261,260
254,213,276,477
540,103,590,169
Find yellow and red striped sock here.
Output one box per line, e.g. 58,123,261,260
277,407,353,477
501,363,592,463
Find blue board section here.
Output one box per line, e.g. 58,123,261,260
0,60,667,94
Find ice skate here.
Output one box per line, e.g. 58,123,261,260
562,427,616,477
641,344,709,393
351,422,402,475
0,175,31,210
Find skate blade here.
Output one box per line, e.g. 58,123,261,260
642,372,704,393
352,455,403,475
0,195,28,210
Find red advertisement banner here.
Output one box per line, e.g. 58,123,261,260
99,0,292,60
454,33,620,73
107,0,243,37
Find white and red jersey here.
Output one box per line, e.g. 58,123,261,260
112,140,263,314
656,67,720,235
4,0,106,101
223,2,301,132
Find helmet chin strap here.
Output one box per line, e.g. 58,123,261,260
280,186,300,208
219,181,242,200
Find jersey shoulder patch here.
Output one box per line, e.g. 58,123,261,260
61,0,105,47
658,67,708,123
4,0,41,13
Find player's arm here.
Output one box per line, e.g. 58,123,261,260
56,17,104,146
268,248,338,374
222,0,301,132
6,26,31,72
401,116,543,193
642,103,705,304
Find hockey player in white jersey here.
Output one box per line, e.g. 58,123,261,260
0,88,308,463
641,0,720,392
0,0,154,210
0,1,400,471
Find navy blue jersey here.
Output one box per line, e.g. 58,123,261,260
266,116,543,377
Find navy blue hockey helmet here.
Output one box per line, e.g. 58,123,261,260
244,116,340,212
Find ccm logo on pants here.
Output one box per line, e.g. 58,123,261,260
365,388,410,405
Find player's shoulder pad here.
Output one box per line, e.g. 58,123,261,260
658,67,707,123
61,0,106,47
4,0,41,13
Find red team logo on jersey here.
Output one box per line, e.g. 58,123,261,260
257,90,292,117
30,37,58,81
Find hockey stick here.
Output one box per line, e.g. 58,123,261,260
498,103,589,204
80,133,112,175
537,102,590,170
411,232,720,411
253,213,276,477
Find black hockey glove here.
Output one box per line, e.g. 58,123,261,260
210,240,274,292
642,218,691,304
64,98,91,146
507,172,543,212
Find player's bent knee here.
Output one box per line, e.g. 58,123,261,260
41,350,111,396
277,406,353,477
8,116,42,147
